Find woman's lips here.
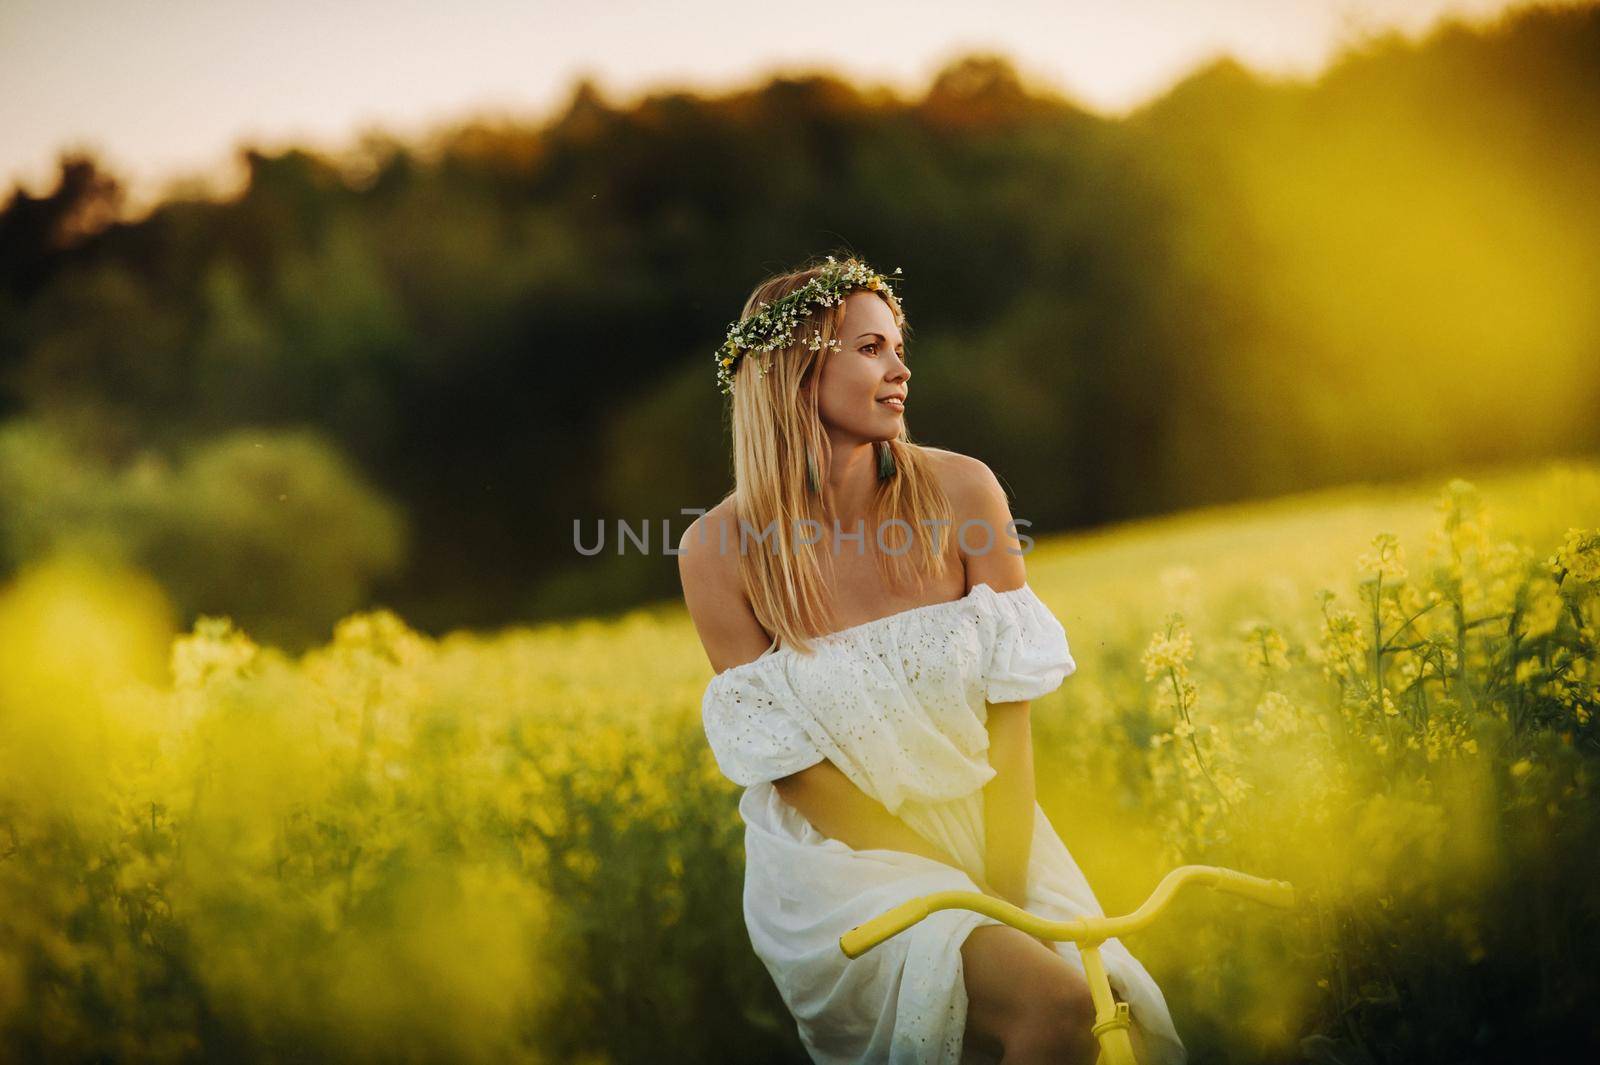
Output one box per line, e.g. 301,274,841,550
878,396,905,412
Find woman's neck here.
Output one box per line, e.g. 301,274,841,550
820,440,882,528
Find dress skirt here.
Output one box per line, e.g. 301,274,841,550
738,781,1189,1065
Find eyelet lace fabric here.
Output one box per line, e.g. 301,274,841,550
701,583,1188,1065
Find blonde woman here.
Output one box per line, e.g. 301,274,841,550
679,254,1185,1065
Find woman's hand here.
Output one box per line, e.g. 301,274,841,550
972,877,1056,952
972,873,1027,909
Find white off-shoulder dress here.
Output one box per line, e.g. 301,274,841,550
700,581,1187,1065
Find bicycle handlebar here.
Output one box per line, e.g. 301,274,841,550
840,863,1294,959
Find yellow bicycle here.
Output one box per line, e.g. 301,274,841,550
840,865,1297,1065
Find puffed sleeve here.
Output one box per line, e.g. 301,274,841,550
701,667,826,787
982,584,1078,704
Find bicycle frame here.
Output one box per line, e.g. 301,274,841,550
839,864,1296,1065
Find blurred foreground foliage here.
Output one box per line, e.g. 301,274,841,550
0,458,1595,1063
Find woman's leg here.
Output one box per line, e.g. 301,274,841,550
961,924,1100,1064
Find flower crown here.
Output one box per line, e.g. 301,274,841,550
714,256,903,395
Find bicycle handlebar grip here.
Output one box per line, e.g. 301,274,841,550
839,898,934,958
1210,868,1296,909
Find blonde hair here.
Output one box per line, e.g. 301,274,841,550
718,251,953,654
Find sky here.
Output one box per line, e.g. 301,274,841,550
0,0,1565,212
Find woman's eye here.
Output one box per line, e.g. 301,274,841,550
862,342,907,360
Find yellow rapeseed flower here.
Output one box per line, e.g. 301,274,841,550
1357,532,1408,581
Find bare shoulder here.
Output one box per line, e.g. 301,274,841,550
920,446,1008,520
677,495,774,673
676,495,739,606
919,447,1025,589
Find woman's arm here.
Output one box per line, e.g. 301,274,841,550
982,700,1036,906
931,452,1040,906
774,759,997,889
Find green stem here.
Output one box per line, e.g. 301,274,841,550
1166,665,1230,808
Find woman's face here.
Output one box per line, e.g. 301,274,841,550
811,290,910,442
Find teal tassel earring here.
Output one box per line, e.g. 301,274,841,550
877,440,897,481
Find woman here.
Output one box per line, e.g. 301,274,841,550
678,253,1186,1065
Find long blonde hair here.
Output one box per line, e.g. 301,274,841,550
718,252,953,654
